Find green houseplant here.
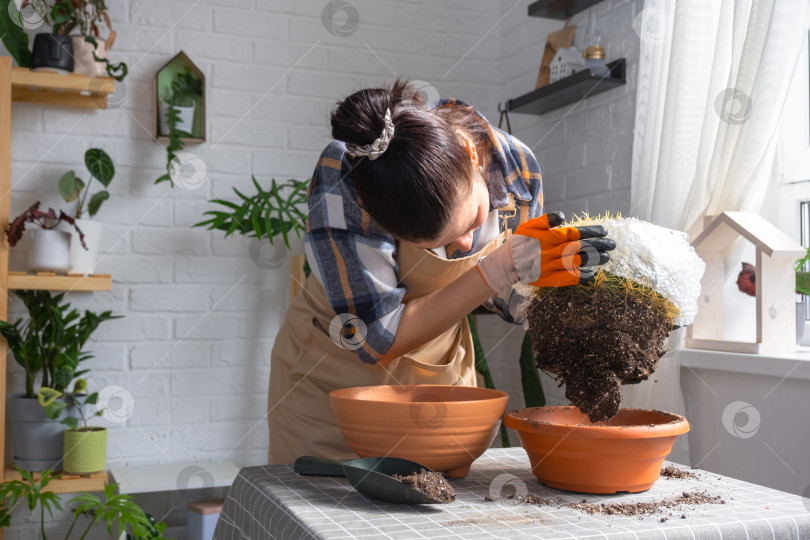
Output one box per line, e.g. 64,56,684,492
194,177,308,249
0,290,119,470
156,68,203,186
49,0,128,80
58,147,115,274
0,469,168,539
39,381,107,474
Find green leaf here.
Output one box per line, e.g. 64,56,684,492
797,271,810,296
85,392,98,405
62,416,79,430
519,332,545,407
44,400,67,420
87,190,110,216
58,171,85,203
85,148,115,186
73,378,87,394
0,0,32,67
38,387,63,407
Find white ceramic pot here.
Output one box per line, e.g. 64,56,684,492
28,229,71,272
70,35,107,78
159,102,195,136
68,218,103,275
283,232,305,256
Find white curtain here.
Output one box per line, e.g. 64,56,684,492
628,0,810,464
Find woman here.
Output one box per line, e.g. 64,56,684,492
267,80,614,464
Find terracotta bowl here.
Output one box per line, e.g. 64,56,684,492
504,406,689,494
330,385,509,478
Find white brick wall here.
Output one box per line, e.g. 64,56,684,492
1,0,638,534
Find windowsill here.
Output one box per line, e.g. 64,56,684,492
678,346,810,381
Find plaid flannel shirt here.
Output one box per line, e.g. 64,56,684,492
305,99,543,364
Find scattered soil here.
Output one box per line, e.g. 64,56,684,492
567,491,725,516
661,466,696,479
482,489,725,519
392,469,455,503
526,276,673,422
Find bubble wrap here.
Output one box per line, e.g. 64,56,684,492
515,217,706,327
584,217,705,325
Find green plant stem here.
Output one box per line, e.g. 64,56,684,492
40,502,46,540
64,513,80,540
78,519,95,540
75,179,93,219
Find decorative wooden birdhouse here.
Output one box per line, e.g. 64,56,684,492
686,212,806,354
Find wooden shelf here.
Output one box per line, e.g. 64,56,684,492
4,469,108,494
156,135,204,144
528,0,606,19
7,272,112,291
505,59,625,116
10,67,114,109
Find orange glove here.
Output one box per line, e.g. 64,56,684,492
477,212,615,292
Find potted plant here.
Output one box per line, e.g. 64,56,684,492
6,201,86,272
0,469,168,539
158,67,202,136
0,290,119,471
49,0,128,80
58,147,115,274
155,68,203,185
39,380,106,474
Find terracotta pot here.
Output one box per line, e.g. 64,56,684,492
330,385,509,478
504,406,689,494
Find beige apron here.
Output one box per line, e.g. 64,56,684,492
267,230,509,464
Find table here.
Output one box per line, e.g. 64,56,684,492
213,448,810,539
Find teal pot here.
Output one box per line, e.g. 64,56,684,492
63,428,107,474
7,394,77,471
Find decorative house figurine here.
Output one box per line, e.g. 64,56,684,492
686,211,806,354
549,47,585,84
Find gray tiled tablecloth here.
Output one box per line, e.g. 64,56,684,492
213,448,810,539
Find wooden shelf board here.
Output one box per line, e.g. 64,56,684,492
528,0,606,19
4,469,108,494
7,272,112,291
156,135,205,144
505,58,626,116
10,67,114,109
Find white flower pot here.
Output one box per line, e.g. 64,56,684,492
70,35,107,78
28,229,71,272
283,232,305,256
68,219,103,275
159,102,195,136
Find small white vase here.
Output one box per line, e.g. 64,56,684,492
70,36,107,78
28,229,71,272
68,219,103,275
159,102,195,136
